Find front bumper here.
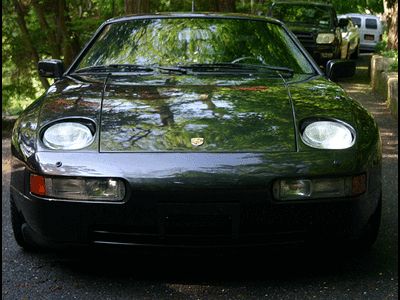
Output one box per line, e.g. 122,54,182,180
11,151,381,249
11,186,381,249
360,43,377,52
304,44,339,65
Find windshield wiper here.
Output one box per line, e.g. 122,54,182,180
74,64,155,74
178,63,294,76
73,63,295,77
157,66,188,74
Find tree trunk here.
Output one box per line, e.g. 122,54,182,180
216,0,236,12
56,0,81,67
13,0,49,89
57,0,71,65
124,0,150,14
193,0,218,11
386,0,398,50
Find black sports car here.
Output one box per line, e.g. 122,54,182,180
10,14,381,251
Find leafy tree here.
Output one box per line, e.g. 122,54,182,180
2,0,121,115
332,0,384,14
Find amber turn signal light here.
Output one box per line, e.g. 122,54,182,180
30,174,46,196
352,174,367,195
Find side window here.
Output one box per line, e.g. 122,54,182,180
332,10,338,27
365,18,378,29
351,17,361,28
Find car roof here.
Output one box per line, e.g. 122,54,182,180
343,13,381,19
105,13,283,26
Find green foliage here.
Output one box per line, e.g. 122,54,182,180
2,52,45,115
2,3,43,116
374,31,388,53
2,0,121,116
375,32,398,71
236,0,272,14
332,0,383,14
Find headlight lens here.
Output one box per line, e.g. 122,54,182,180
30,174,126,201
273,175,366,201
43,122,94,150
316,33,335,44
302,121,354,149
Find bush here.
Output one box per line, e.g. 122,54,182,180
375,32,398,71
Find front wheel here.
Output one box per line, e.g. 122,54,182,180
353,193,382,250
10,199,39,252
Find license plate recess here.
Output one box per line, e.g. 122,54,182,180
157,203,240,238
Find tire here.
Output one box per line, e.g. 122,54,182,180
10,199,39,251
353,193,382,250
351,43,360,59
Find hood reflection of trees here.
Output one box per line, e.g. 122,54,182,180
100,79,295,152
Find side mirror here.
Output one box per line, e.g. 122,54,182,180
38,59,64,78
325,59,356,81
338,18,349,28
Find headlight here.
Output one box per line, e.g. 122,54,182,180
273,174,366,201
302,121,355,149
30,174,126,202
42,122,94,150
316,33,335,44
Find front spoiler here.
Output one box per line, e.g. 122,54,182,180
11,184,381,250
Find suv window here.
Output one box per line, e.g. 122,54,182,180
351,17,361,27
365,18,378,29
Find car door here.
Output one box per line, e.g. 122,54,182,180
347,20,359,52
350,16,363,44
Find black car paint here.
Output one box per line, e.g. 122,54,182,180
10,14,381,250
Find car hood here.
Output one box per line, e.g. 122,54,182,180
99,74,297,152
32,73,370,155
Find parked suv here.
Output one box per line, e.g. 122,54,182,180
340,13,382,52
338,16,361,59
268,1,343,65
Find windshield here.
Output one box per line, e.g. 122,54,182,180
270,4,333,29
74,17,314,74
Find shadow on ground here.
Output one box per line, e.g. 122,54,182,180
24,245,384,283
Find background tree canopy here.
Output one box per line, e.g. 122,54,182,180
2,0,397,116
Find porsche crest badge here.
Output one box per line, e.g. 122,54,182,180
191,137,204,147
